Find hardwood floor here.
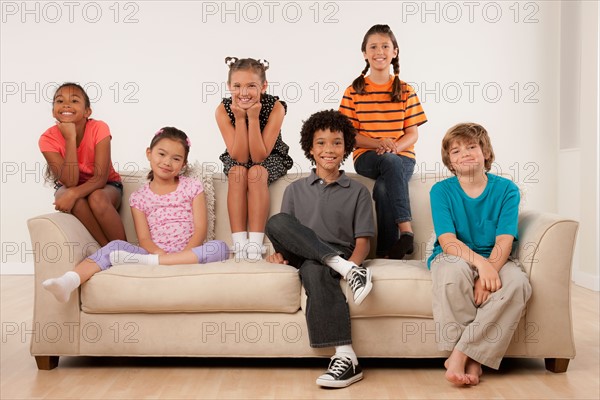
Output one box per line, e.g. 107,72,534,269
1,275,598,399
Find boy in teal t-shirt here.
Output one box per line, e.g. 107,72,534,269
429,123,531,386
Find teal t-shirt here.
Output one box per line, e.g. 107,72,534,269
427,173,520,269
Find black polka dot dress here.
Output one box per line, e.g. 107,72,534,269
219,94,294,185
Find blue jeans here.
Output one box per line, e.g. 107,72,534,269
354,151,416,257
265,213,353,348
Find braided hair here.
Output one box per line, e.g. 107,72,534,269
351,24,403,102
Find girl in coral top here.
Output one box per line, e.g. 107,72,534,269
339,25,427,259
39,82,125,246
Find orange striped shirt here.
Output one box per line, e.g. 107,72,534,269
339,77,427,160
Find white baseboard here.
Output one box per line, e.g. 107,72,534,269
1,262,34,275
573,270,600,291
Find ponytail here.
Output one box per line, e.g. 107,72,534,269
351,59,370,95
390,55,402,102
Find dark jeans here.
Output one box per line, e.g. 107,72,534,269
265,213,353,348
354,151,416,257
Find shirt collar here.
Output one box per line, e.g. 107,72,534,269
308,169,350,188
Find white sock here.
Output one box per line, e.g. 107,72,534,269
246,231,267,259
323,256,356,279
335,345,358,365
110,250,159,265
42,271,81,303
248,232,265,246
232,232,248,254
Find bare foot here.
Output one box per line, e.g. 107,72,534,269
444,350,471,385
465,358,483,385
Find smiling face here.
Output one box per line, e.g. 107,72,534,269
52,85,91,123
228,69,267,110
146,138,187,182
448,139,488,177
362,33,398,74
310,129,345,180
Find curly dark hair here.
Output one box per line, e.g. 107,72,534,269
299,110,356,164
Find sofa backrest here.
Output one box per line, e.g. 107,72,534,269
118,170,439,262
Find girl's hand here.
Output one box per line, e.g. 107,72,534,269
230,99,247,120
246,100,262,119
53,188,78,213
56,121,77,141
266,252,288,265
376,138,396,155
476,262,502,292
473,278,491,305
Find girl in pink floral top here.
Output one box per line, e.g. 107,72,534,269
43,128,229,303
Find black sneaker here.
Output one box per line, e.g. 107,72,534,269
387,233,414,260
316,355,363,388
347,265,373,305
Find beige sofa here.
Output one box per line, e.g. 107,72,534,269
28,170,578,372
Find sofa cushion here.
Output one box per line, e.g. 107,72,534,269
81,260,301,314
300,260,434,318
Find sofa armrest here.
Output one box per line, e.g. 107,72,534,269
515,210,579,358
27,213,98,356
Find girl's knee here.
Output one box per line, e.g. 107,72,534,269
228,166,248,185
103,240,132,252
248,165,268,185
194,240,230,263
70,197,89,214
88,189,113,211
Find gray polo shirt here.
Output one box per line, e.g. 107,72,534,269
281,170,375,250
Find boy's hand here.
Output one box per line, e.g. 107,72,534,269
473,278,491,305
476,262,502,292
266,252,288,265
56,122,77,141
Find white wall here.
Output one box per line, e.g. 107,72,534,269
558,0,600,291
0,1,572,274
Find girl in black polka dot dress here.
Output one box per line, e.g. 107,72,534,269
216,57,293,260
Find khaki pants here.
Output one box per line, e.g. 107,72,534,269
431,255,532,369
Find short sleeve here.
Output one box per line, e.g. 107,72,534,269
403,83,427,128
339,86,360,131
430,182,456,237
496,181,520,239
275,97,287,114
129,186,147,214
186,177,204,199
353,185,375,238
90,120,111,144
39,126,62,153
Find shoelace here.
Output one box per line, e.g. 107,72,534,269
347,267,366,294
327,356,353,378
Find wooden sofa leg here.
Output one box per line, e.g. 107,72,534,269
545,358,570,373
35,356,59,370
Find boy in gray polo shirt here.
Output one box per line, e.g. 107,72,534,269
266,110,375,389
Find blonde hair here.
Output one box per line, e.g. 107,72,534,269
441,122,495,174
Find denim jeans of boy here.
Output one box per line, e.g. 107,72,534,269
354,151,416,257
265,212,353,348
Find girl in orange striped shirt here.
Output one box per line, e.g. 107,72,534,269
339,24,427,259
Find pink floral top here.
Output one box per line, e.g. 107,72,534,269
129,176,203,253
